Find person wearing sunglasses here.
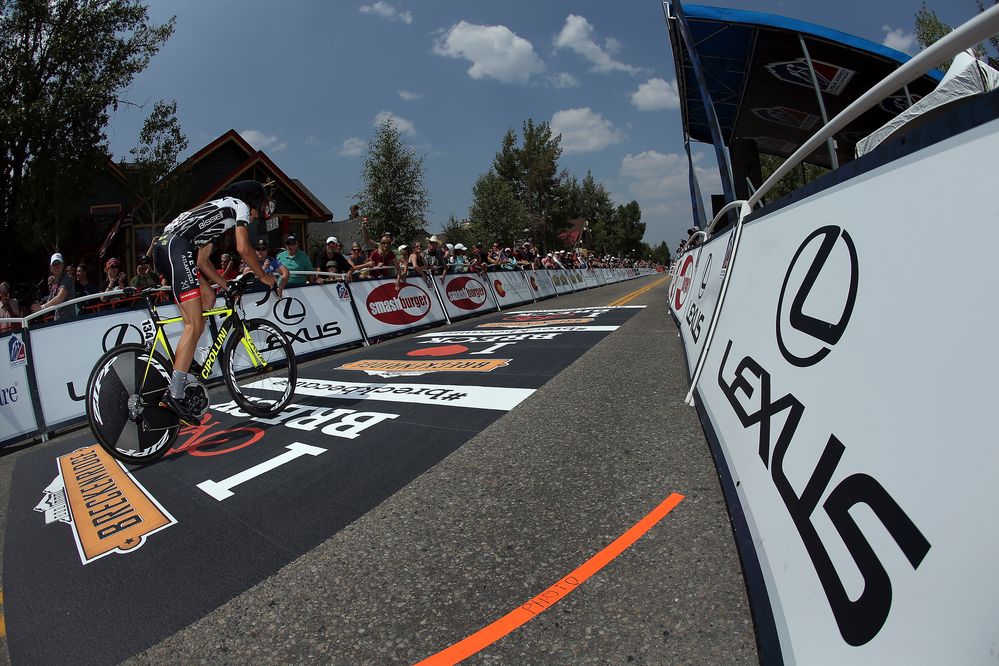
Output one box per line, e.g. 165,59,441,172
348,235,401,287
244,239,289,297
276,234,315,287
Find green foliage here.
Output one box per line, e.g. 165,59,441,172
440,214,473,247
468,170,528,245
648,240,672,265
355,117,430,244
915,1,997,71
578,171,616,253
0,0,175,259
614,201,645,255
758,153,829,206
126,99,189,228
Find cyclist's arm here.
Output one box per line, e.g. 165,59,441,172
233,226,276,288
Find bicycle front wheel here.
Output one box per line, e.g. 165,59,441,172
222,318,297,417
86,343,180,465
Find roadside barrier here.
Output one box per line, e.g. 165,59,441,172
0,267,655,446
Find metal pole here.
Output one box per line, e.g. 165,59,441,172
798,33,839,169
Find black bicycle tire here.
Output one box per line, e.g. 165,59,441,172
85,343,180,465
221,318,297,417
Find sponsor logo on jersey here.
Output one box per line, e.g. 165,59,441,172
197,209,226,229
445,276,488,310
35,445,177,564
8,335,26,368
366,283,432,325
338,358,510,378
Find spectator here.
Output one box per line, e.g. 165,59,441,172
399,244,428,281
0,281,21,332
521,242,537,269
444,243,470,275
277,234,315,287
31,253,77,320
346,243,367,281
100,257,127,302
486,242,502,269
409,241,428,279
218,253,239,282
424,236,446,274
351,234,402,285
130,254,161,289
499,247,519,270
75,264,100,299
316,237,352,283
444,243,454,264
245,238,290,297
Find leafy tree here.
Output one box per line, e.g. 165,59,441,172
649,240,672,265
915,1,997,71
517,119,563,252
126,99,189,228
614,201,645,256
0,0,175,262
440,213,473,247
578,171,615,254
355,117,430,243
468,170,528,245
492,128,523,201
758,153,829,206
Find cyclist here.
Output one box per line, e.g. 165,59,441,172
153,180,277,422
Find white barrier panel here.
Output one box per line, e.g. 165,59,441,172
488,271,535,308
0,334,37,444
669,229,735,377
437,273,497,320
582,270,600,289
566,269,586,291
676,119,999,664
349,277,447,338
248,283,364,356
528,271,557,300
550,270,574,295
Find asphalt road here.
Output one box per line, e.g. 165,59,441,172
0,275,759,665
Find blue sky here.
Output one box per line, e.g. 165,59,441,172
106,0,985,248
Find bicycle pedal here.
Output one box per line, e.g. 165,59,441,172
144,405,181,430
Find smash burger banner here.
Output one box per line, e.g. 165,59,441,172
670,120,999,664
437,273,497,320
349,277,447,338
487,271,535,309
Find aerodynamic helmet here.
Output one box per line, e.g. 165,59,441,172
221,180,275,221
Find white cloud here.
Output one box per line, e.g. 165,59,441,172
433,21,545,84
359,1,412,25
374,110,416,136
881,25,917,54
338,137,366,157
618,148,724,245
398,89,423,101
551,108,624,155
304,135,321,146
239,130,286,152
554,15,641,75
549,72,580,89
631,77,680,111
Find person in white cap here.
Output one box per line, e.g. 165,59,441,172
30,253,77,320
425,236,445,274
443,243,469,276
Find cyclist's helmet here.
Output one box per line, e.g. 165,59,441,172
220,180,275,221
105,258,121,272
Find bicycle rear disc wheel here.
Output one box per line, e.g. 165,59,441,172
222,318,297,417
86,343,180,465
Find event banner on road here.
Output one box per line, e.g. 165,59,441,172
670,119,999,664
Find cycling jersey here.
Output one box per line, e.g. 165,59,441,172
162,197,251,248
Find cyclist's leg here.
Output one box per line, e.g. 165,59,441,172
156,235,205,401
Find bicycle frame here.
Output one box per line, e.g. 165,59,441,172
137,290,266,390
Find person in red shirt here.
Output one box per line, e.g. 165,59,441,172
349,234,402,287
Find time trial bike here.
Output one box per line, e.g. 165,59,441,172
85,273,297,464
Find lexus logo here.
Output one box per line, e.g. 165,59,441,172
697,253,713,299
273,297,306,326
102,323,144,352
776,226,858,367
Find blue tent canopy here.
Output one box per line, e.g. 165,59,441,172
667,3,942,167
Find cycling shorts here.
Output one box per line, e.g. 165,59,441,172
153,235,202,304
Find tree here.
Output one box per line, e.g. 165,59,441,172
126,99,189,228
578,171,615,253
914,1,997,71
0,0,175,262
758,153,829,205
355,117,430,244
518,119,563,252
614,201,645,256
440,214,473,247
468,170,528,245
649,240,672,265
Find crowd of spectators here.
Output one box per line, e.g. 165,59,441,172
0,230,659,330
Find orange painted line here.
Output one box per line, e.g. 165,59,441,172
414,492,685,666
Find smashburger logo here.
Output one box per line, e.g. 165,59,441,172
367,282,432,325
446,276,488,310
